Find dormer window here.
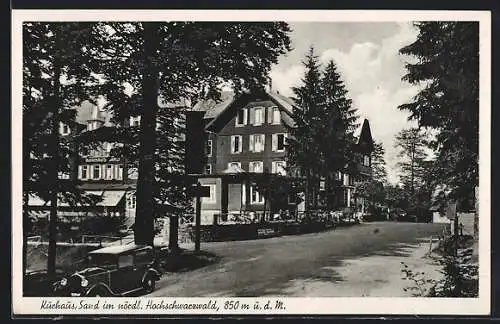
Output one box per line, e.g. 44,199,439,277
268,106,280,125
253,107,264,126
235,109,247,127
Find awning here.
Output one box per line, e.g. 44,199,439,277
99,190,125,206
27,190,125,207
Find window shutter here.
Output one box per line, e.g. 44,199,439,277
78,165,83,180
272,134,277,152
243,108,248,125
271,161,276,174
249,135,255,152
267,107,273,124
231,136,235,153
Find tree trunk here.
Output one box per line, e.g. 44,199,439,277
47,66,61,278
134,22,160,246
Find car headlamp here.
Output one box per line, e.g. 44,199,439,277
81,278,88,287
60,278,67,286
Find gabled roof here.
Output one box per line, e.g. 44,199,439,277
195,91,298,130
267,91,295,114
191,91,235,120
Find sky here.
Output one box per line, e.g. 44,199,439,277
269,22,421,184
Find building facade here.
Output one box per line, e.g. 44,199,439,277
191,91,375,224
27,100,184,230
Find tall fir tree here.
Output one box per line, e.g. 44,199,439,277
23,22,102,277
319,60,359,208
287,46,324,210
399,22,478,211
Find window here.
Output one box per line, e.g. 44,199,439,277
206,140,213,157
126,193,136,210
228,162,242,170
92,165,101,180
250,185,264,204
272,133,287,152
118,255,134,268
59,122,70,136
343,173,349,186
231,135,243,154
272,161,287,175
105,165,114,180
249,161,263,173
58,172,70,180
269,106,280,124
235,108,247,127
130,116,141,127
205,164,212,174
135,249,153,265
253,107,264,126
203,184,216,203
115,165,123,180
337,171,342,181
249,134,265,152
363,155,370,167
79,165,89,180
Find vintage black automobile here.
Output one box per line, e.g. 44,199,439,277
53,244,161,297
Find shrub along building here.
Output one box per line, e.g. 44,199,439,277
190,90,375,225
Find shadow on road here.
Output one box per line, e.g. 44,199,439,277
361,238,433,258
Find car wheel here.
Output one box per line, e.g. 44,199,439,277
143,275,156,294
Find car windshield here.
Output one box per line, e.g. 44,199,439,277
87,253,117,270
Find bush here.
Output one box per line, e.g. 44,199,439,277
401,235,478,297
